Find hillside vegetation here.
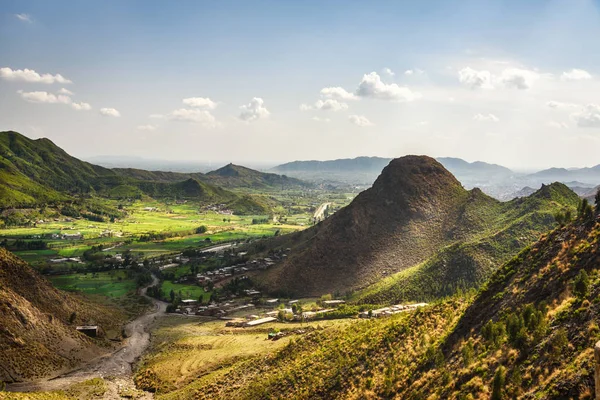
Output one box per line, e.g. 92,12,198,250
256,156,579,298
0,131,277,214
152,215,600,400
0,248,125,382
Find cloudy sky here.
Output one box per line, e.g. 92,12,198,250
1,0,600,170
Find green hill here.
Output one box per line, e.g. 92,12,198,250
155,213,600,400
0,131,274,214
113,163,311,191
206,163,310,190
254,156,579,298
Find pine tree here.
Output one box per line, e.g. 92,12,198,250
491,366,506,400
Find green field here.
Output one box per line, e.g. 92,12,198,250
2,198,327,265
161,281,210,302
49,270,136,298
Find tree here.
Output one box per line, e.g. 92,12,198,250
170,289,175,302
595,188,600,214
461,339,475,366
491,366,506,400
573,269,590,299
578,199,594,220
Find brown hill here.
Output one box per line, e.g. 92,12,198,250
254,156,579,297
258,155,471,295
0,248,124,382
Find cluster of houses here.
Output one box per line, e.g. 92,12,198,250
194,254,285,286
359,303,428,318
201,203,234,215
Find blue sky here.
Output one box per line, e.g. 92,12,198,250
1,0,600,169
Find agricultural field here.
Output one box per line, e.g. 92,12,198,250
0,197,332,266
160,280,211,302
49,270,136,298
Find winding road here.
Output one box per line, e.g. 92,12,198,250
7,275,167,397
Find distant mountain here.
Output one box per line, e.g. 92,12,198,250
274,156,391,173
0,248,123,382
113,163,310,191
206,163,310,190
256,156,579,298
0,131,272,214
271,156,515,188
436,157,514,181
527,165,600,185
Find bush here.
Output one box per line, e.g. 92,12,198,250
573,270,590,299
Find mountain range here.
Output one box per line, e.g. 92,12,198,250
255,156,580,300
0,131,308,213
271,156,600,199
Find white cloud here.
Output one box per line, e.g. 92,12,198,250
149,114,165,119
383,67,395,77
348,115,374,127
547,100,578,109
239,97,270,122
458,67,494,89
15,14,32,23
320,87,357,101
356,72,421,101
547,121,569,129
561,69,592,81
137,124,157,131
311,116,331,123
169,108,217,127
100,108,121,117
58,88,74,95
404,68,424,76
473,113,500,122
18,89,90,111
18,90,71,104
570,104,600,128
182,97,218,109
71,102,91,111
499,68,539,90
458,66,539,90
0,67,71,84
301,99,348,112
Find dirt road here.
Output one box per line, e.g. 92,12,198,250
7,275,167,398
313,202,332,222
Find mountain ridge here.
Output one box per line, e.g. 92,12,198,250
254,157,580,298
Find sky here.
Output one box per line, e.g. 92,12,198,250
1,0,600,170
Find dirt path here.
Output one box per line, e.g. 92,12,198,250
7,275,167,398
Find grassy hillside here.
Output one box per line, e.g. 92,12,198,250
0,248,125,382
354,183,581,304
151,214,600,399
0,131,113,206
114,163,311,191
0,131,276,214
254,156,579,298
